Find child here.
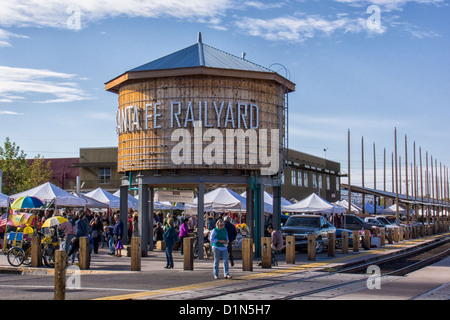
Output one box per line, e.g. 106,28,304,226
115,236,124,257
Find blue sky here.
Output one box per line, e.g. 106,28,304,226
0,0,449,192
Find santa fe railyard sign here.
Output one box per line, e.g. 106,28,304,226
116,100,281,175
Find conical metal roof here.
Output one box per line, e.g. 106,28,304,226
105,33,295,93
129,34,273,73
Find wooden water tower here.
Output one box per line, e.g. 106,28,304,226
106,33,295,257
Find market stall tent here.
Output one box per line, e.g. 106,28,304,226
72,192,109,209
334,199,362,214
84,188,120,209
282,193,345,214
0,192,9,207
185,188,246,214
113,190,139,210
241,190,291,214
10,182,86,207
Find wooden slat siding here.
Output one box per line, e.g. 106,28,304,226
116,74,284,173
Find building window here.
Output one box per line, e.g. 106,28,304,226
99,167,111,184
318,174,322,189
281,172,285,185
313,173,317,188
291,170,297,186
297,170,303,187
336,177,340,191
304,172,309,187
327,175,331,190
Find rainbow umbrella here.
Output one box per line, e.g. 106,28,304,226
8,212,35,227
11,196,44,209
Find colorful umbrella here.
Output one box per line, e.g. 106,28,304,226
7,212,35,227
11,196,44,209
41,216,68,228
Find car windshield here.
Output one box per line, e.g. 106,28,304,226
377,217,390,225
285,216,320,227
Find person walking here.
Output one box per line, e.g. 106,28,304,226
58,213,76,262
163,218,178,269
178,218,189,255
210,219,232,279
90,213,103,254
113,214,124,257
224,216,237,267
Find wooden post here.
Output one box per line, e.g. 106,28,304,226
79,237,90,270
31,235,42,268
388,229,394,244
405,226,410,240
261,237,271,268
341,231,349,254
394,228,399,242
352,230,359,252
399,227,404,241
54,250,66,300
307,234,316,261
131,237,141,271
363,230,371,250
183,237,194,270
327,232,335,257
380,228,385,247
242,238,253,271
285,235,295,264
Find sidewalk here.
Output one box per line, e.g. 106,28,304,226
0,232,448,276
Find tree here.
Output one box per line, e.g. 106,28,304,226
26,155,53,190
0,137,53,195
0,137,29,195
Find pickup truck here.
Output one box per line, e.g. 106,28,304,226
343,214,380,231
281,214,335,253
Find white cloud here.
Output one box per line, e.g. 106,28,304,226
333,0,444,11
0,110,25,115
235,14,385,42
0,0,233,29
0,66,92,103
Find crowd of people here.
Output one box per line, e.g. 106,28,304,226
4,207,263,279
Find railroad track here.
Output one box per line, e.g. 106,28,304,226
174,235,450,300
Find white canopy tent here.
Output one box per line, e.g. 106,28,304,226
0,192,9,207
72,192,109,209
11,182,86,207
134,194,184,210
113,190,139,210
282,193,345,214
185,188,246,214
84,188,120,209
240,190,291,214
334,199,362,214
380,204,407,215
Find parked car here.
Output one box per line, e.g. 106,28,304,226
375,215,412,233
327,222,353,249
343,214,379,231
281,214,336,253
364,216,398,232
